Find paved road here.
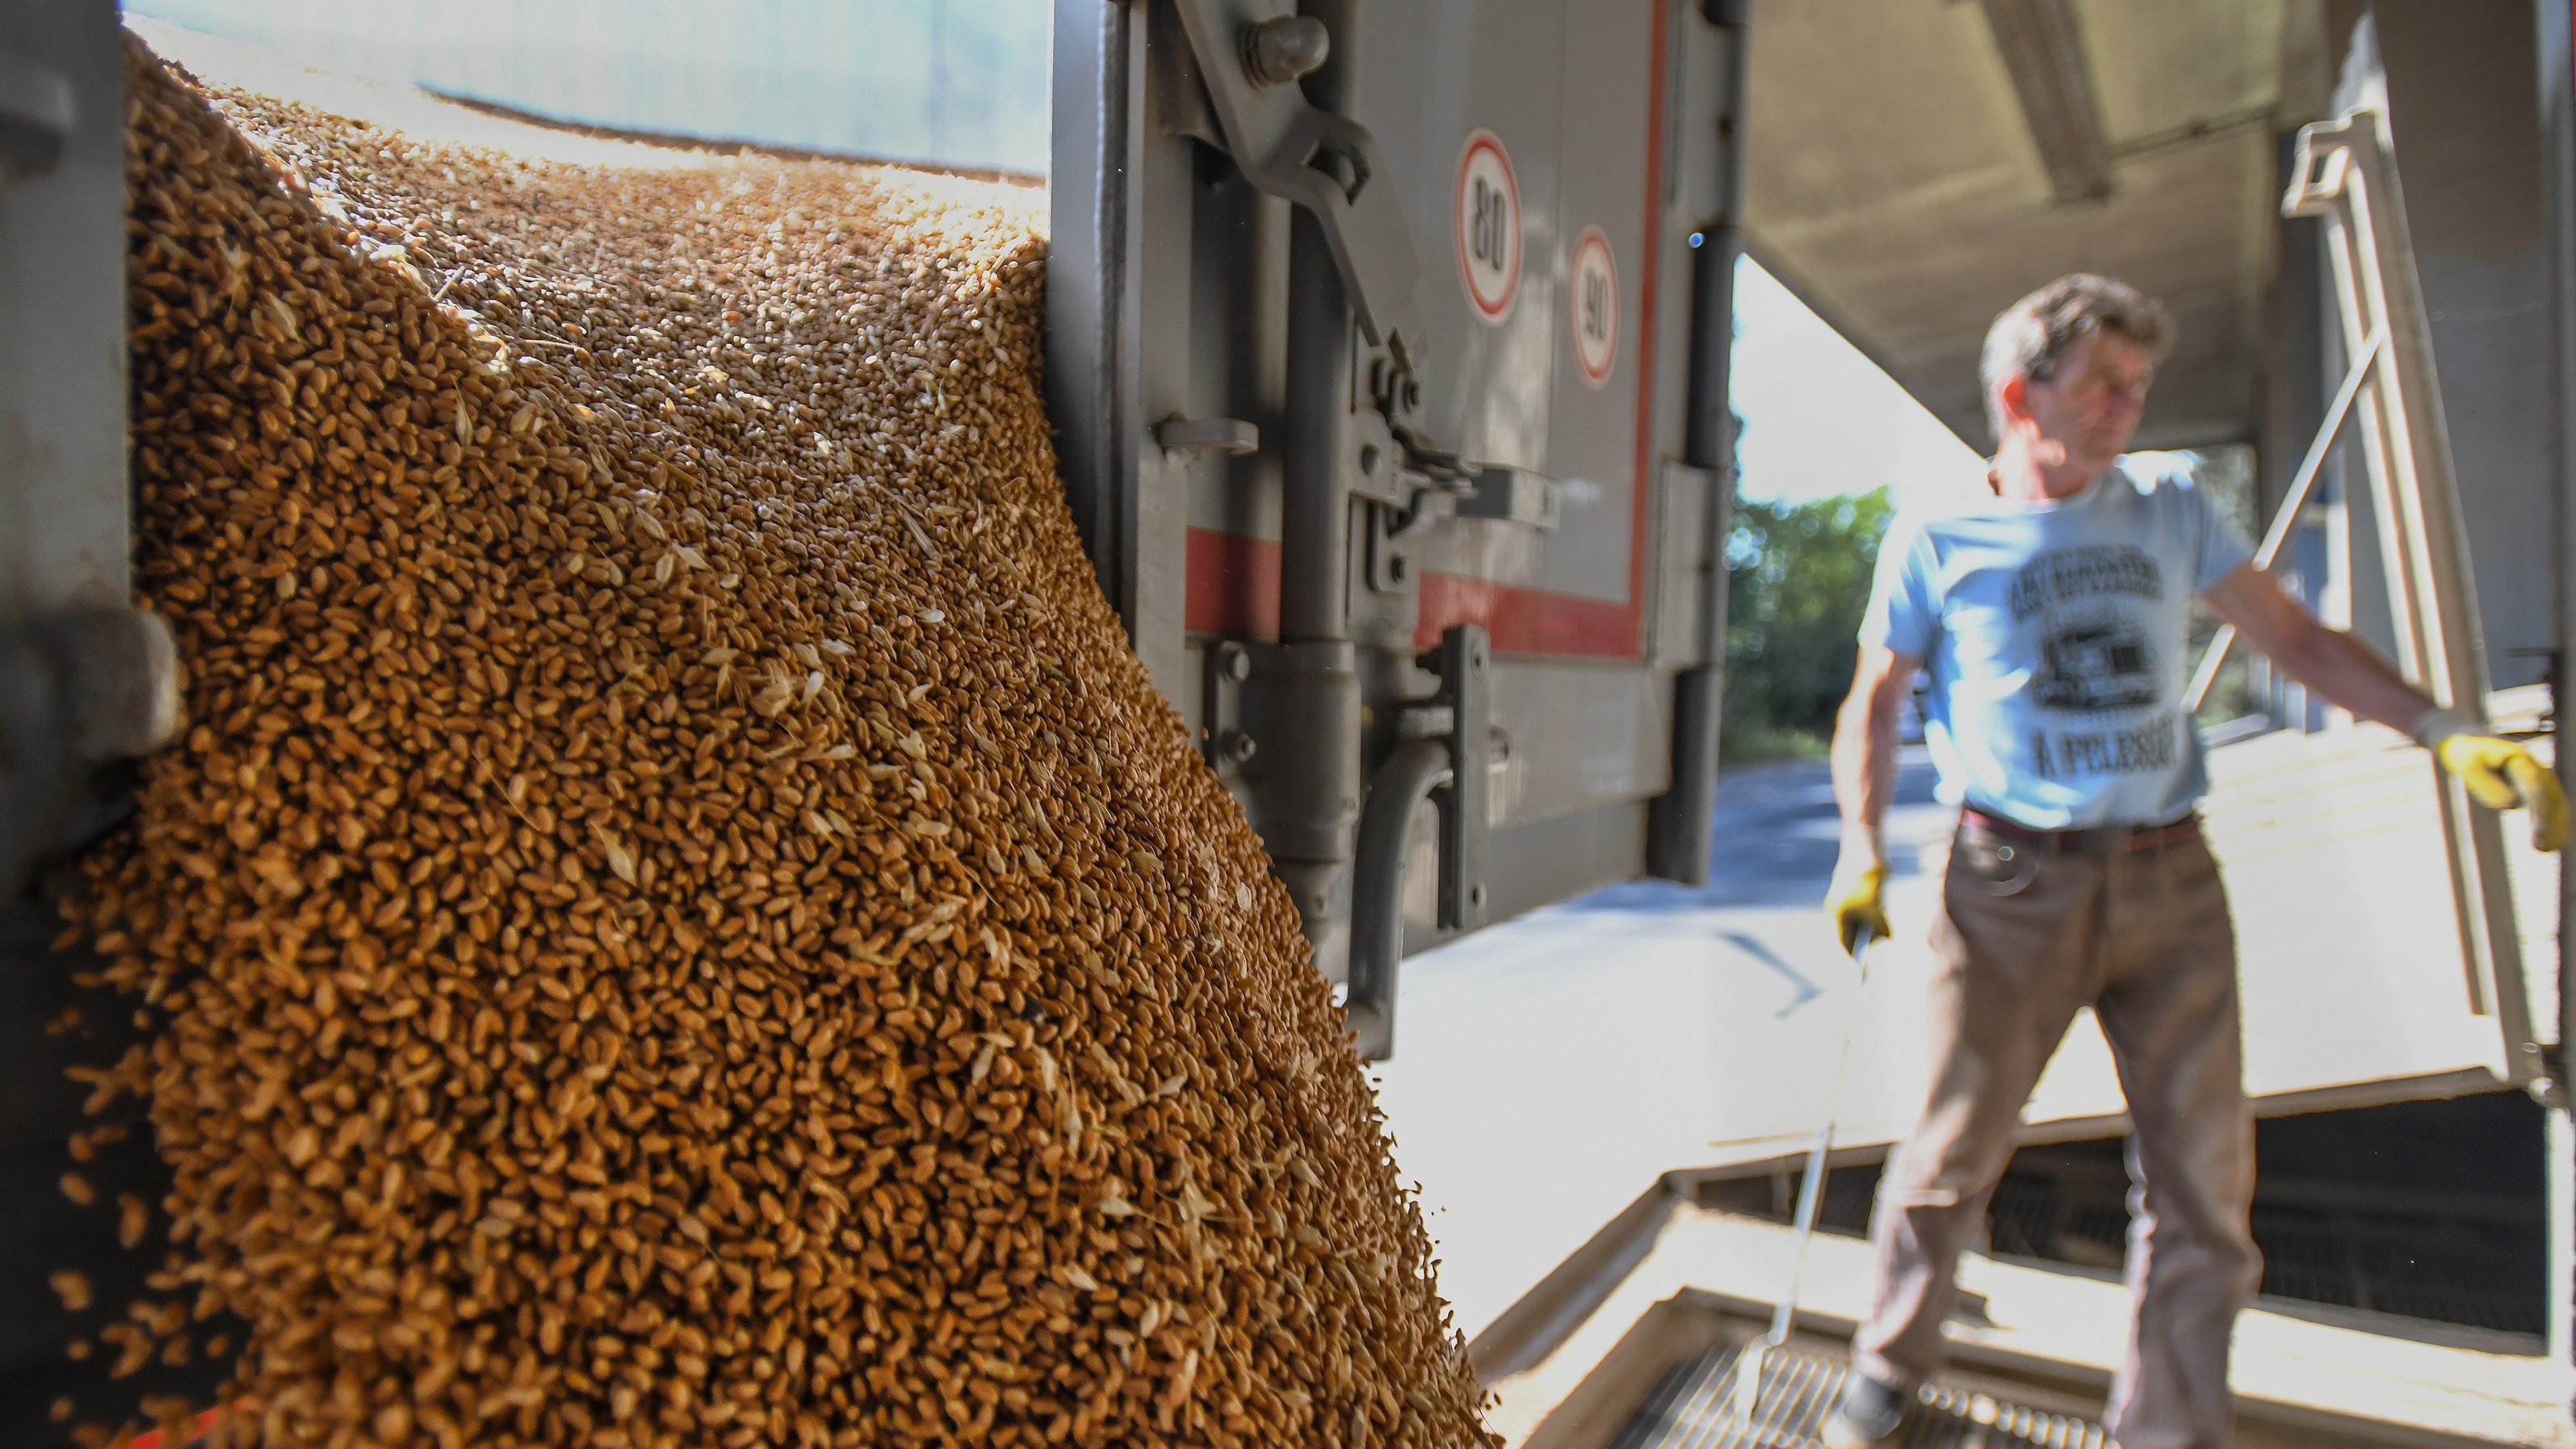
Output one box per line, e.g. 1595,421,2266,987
1368,750,1949,1342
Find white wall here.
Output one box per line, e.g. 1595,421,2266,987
123,0,1052,177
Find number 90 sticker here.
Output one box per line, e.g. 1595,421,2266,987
1454,129,1521,325
1570,226,1618,387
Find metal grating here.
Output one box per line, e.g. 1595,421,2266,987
1764,1160,2548,1338
1605,1336,2109,1449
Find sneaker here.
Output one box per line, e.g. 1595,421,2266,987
1820,1371,1910,1447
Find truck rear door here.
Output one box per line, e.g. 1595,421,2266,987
1047,0,1750,1055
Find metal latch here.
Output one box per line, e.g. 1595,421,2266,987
0,51,75,181
1427,624,1492,931
1164,0,1477,485
1458,464,1559,530
1153,415,1260,458
2,607,186,897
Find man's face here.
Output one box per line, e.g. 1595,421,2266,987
2015,332,2154,474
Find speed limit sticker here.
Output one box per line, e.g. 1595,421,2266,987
1569,226,1617,386
1454,130,1521,324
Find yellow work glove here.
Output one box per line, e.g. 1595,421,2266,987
1824,825,1892,956
2411,708,2570,853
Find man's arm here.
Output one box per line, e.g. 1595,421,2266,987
2199,564,2437,731
1824,643,1920,950
1834,643,1919,834
2202,563,2566,850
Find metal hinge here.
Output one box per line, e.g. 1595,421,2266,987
1162,0,1479,488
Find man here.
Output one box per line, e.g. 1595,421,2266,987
1820,274,2568,1449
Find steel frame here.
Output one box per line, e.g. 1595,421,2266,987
2281,107,2537,1084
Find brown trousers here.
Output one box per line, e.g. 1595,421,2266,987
1852,819,2263,1449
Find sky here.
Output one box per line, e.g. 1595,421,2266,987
1732,258,1985,508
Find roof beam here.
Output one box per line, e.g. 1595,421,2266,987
1978,0,2114,204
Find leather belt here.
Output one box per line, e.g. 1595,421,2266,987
1960,808,2201,855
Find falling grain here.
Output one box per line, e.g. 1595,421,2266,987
66,34,1493,1449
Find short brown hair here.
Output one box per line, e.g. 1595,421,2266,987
1979,273,2174,439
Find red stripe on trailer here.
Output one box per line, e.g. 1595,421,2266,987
1184,527,1283,639
1184,528,1638,657
1412,570,1640,655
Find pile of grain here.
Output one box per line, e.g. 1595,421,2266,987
57,36,1490,1449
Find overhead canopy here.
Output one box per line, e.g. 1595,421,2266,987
1743,0,2330,453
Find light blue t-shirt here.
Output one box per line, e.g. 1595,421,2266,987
1860,457,2255,829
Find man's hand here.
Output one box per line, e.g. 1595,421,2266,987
2205,569,2570,854
2413,709,2568,852
1825,827,1892,955
1829,645,1916,956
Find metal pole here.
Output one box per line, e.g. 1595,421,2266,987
2185,328,2382,715
1043,0,1135,620
1252,0,1370,991
2534,0,2576,1375
1280,0,1360,647
1648,0,1748,886
1344,740,1450,1060
1733,927,1874,1425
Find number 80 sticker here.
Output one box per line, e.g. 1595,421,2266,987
1570,226,1618,388
1454,130,1521,325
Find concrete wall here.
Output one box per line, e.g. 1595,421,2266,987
2350,0,2561,688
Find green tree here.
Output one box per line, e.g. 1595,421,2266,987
1721,489,1894,762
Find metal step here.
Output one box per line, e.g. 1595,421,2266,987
1606,1336,2109,1449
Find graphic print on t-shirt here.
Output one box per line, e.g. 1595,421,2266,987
2004,543,2180,779
1861,459,2256,826
2033,607,2159,711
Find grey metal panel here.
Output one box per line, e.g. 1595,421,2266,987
1339,0,1659,611
1353,0,1567,486
1401,796,1651,956
0,2,127,615
1487,662,1674,828
1044,0,1139,633
1656,461,1714,666
0,9,223,1438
